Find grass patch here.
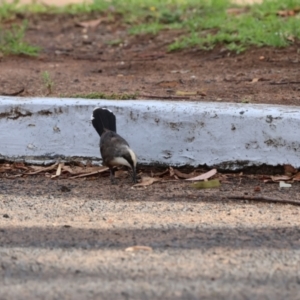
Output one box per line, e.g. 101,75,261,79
0,0,111,20
66,92,138,100
0,21,40,56
1,0,300,53
168,0,300,53
41,71,54,94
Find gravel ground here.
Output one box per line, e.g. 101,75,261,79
1,175,300,300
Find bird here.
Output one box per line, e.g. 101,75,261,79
91,107,137,184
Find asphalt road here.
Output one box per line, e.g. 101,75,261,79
1,175,300,300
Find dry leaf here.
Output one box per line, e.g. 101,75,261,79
153,168,169,177
263,179,272,183
173,168,196,179
13,162,28,170
251,78,259,83
292,172,300,181
0,165,13,173
70,166,109,179
190,179,221,189
83,166,108,173
61,165,76,174
51,163,64,179
56,163,63,175
277,10,296,17
169,167,175,177
271,175,292,182
176,90,197,96
62,165,98,175
284,164,298,176
76,19,102,28
125,245,153,252
157,80,179,88
186,169,217,181
218,174,231,184
25,163,58,175
287,35,295,42
133,176,161,187
5,174,23,179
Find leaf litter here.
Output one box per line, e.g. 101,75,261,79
1,162,300,201
0,162,108,179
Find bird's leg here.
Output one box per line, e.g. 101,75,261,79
110,168,117,184
131,167,137,183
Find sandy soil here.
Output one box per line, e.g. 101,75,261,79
1,174,300,299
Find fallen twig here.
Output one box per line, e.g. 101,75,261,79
2,87,25,96
227,195,300,206
186,169,217,181
25,163,58,175
269,81,300,85
70,167,109,179
4,174,23,179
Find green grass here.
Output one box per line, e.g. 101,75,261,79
168,0,300,53
0,0,300,54
0,0,110,20
0,21,40,56
41,71,54,94
67,92,138,100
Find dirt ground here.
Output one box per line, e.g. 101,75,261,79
1,174,300,299
1,10,300,300
0,13,300,105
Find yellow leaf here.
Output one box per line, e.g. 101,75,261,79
190,179,221,189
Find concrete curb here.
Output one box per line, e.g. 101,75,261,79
0,96,299,169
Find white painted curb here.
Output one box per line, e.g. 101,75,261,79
0,96,300,169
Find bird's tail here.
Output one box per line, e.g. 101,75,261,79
91,107,116,136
